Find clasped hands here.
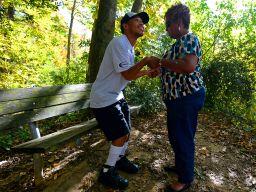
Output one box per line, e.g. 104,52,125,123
143,56,161,78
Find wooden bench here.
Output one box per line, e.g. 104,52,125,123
0,83,141,185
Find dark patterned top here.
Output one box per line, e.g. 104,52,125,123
160,32,204,100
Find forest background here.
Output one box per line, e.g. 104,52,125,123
0,0,255,148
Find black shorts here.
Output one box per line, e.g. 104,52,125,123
91,99,131,141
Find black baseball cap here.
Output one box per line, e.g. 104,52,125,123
120,12,149,33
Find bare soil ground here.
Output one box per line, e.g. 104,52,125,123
0,111,255,192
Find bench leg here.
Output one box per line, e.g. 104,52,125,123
30,122,44,185
75,137,82,145
33,153,44,186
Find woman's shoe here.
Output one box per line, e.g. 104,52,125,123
164,183,191,192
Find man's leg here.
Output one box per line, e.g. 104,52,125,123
98,135,129,190
115,99,139,173
105,135,128,169
92,101,131,189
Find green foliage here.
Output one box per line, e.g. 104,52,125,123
202,58,255,123
188,0,256,63
0,1,67,88
125,77,164,115
16,127,30,141
0,134,12,150
41,56,87,85
0,126,30,150
55,109,93,124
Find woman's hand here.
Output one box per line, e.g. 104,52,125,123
144,56,161,69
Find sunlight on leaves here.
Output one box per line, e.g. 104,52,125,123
207,172,224,186
79,171,97,191
45,149,83,176
150,182,165,192
140,133,155,146
0,160,8,166
211,155,220,163
228,168,238,178
245,173,256,187
0,157,21,169
151,158,165,172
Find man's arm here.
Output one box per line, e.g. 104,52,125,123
136,68,160,78
121,56,160,80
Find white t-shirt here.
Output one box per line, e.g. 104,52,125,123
90,35,134,108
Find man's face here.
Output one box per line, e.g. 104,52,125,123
125,16,145,37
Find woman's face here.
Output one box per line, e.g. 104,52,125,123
165,19,179,39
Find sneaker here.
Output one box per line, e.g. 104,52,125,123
116,155,139,173
98,165,128,190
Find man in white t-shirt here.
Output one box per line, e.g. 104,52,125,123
90,12,160,190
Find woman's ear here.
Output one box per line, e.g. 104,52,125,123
177,18,183,26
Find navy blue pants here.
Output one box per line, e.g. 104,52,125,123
164,88,205,183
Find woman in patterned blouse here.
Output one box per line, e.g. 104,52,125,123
160,3,206,192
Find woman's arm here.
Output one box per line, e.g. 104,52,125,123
161,54,198,74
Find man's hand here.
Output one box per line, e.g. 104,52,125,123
144,56,161,69
145,68,160,78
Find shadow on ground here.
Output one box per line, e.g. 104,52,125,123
0,111,255,192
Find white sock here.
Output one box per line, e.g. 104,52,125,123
104,144,123,172
119,141,128,157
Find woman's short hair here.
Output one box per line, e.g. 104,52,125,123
165,3,190,29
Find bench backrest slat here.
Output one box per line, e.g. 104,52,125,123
0,92,90,116
0,100,90,131
0,84,91,102
0,83,92,131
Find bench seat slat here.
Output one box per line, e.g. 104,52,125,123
0,100,90,131
11,119,98,153
0,84,92,102
0,91,90,116
10,105,141,153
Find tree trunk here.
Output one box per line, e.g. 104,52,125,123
7,5,14,20
131,0,143,12
66,0,77,82
87,0,117,83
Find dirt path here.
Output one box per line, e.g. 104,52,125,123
0,111,255,192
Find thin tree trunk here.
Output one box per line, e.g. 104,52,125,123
66,0,77,82
131,0,143,12
7,5,14,20
87,0,117,83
